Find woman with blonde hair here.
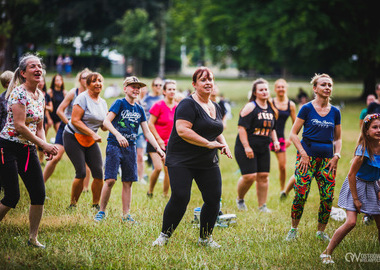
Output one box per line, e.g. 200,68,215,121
0,54,58,248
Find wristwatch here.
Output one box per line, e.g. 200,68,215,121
334,153,341,159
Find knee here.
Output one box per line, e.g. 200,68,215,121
75,169,87,179
2,194,20,208
256,173,269,183
105,179,116,187
345,220,357,230
242,174,255,184
279,164,286,172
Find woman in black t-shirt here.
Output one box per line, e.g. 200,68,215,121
235,78,279,213
152,67,232,248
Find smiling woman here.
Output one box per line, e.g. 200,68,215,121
63,72,108,209
0,53,58,248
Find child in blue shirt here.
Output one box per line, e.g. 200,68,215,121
94,76,165,222
320,113,380,264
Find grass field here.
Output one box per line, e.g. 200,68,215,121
0,76,379,269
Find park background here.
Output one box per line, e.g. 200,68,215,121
1,0,380,269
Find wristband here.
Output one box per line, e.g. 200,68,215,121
334,153,341,159
274,141,280,145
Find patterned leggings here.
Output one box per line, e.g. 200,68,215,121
291,154,335,224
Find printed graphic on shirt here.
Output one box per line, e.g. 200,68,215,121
254,112,274,136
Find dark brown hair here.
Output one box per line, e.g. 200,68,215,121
192,67,213,83
86,72,104,86
50,74,64,91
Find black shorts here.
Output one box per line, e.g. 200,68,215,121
234,141,270,175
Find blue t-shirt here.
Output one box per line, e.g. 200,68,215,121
298,102,341,158
356,145,380,182
107,98,146,146
141,94,163,120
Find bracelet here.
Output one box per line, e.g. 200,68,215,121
334,153,341,159
274,141,280,145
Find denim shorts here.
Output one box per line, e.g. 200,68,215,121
55,122,65,145
104,144,137,182
136,133,146,149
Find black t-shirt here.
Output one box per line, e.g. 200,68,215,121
165,96,224,168
235,101,276,153
367,101,380,115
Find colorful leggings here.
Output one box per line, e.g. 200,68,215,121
291,154,335,224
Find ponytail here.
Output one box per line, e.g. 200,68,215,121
5,68,21,99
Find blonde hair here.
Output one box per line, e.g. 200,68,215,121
0,70,14,88
274,78,288,88
5,53,43,99
75,68,92,88
310,73,332,86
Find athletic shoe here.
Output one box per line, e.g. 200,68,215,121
280,191,287,201
198,236,221,248
320,253,334,264
316,231,330,241
147,192,153,198
121,214,137,223
363,214,374,225
258,204,272,213
152,232,169,246
236,199,248,211
28,239,45,249
285,228,298,241
94,211,106,222
67,204,76,210
92,204,100,211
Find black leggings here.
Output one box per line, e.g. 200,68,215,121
63,131,103,179
0,139,45,208
161,166,222,238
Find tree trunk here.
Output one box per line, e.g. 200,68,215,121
158,8,166,79
361,60,378,100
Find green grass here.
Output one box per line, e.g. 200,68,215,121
0,76,379,269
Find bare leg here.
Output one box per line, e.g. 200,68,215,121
284,175,296,195
137,147,145,180
91,178,104,205
237,173,256,200
323,211,357,255
276,152,286,191
82,164,91,192
163,164,170,197
99,179,116,212
291,218,301,228
122,181,133,216
256,172,269,207
70,178,84,205
148,152,163,195
29,205,43,241
43,145,65,183
0,203,11,221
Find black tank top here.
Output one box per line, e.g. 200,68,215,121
51,88,65,115
273,100,290,138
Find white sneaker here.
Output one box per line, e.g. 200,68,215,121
236,199,248,211
152,232,169,246
258,204,272,213
198,236,221,248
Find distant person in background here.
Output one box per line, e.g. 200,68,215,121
136,86,148,184
63,72,107,209
270,79,296,197
297,87,309,107
63,54,73,77
125,65,133,77
0,71,14,131
37,76,53,164
43,69,92,187
0,70,13,192
147,80,178,197
210,85,228,129
0,54,58,248
103,83,121,99
56,54,63,74
366,83,380,115
285,74,342,242
359,94,376,127
48,74,66,132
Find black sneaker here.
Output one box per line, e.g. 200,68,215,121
147,192,153,198
280,191,287,201
92,204,100,211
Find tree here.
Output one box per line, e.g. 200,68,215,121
200,0,380,97
114,8,157,76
